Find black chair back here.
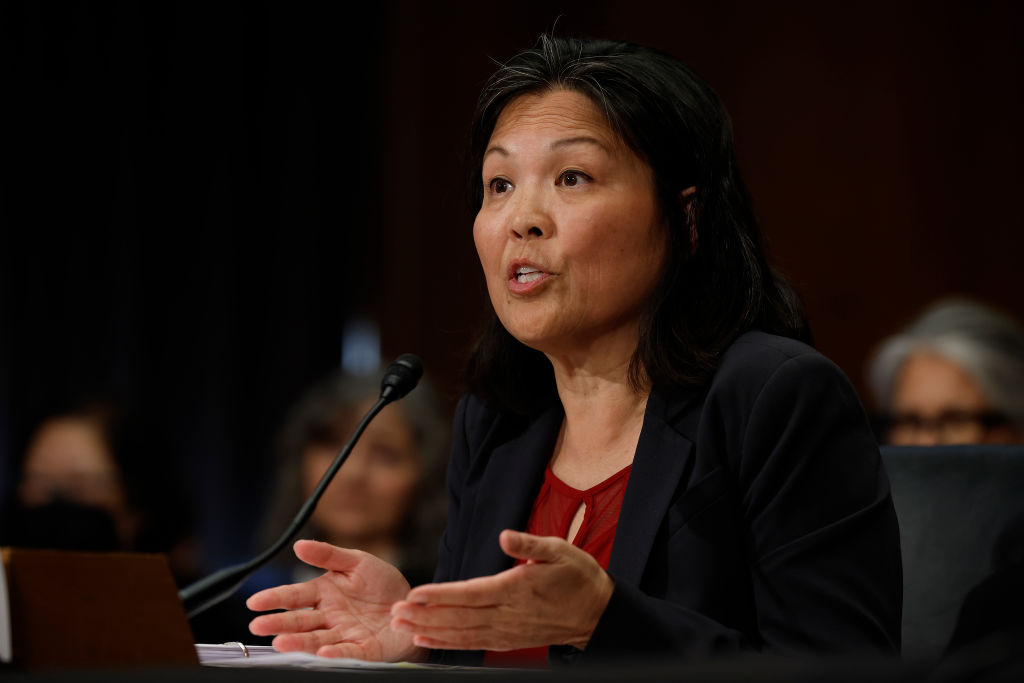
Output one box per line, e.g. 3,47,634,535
881,445,1024,661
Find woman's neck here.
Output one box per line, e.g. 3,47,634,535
546,349,650,489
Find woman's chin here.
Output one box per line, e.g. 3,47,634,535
499,319,566,353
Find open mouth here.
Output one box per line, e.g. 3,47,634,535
506,260,553,293
515,266,545,283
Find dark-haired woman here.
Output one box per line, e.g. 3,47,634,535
257,368,450,590
248,36,901,666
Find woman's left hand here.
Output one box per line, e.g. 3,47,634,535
389,529,614,651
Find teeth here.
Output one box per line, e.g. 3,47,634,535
513,265,545,284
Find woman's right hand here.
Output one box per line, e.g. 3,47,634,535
247,539,425,661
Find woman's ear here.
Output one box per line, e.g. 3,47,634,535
681,186,697,253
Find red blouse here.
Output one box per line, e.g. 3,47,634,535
482,462,632,668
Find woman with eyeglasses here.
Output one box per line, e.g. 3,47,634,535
867,298,1024,446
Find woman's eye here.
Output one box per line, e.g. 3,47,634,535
488,177,512,194
558,170,590,187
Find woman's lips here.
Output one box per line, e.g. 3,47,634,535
507,261,553,294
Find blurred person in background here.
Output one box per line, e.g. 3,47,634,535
867,298,1024,446
190,368,450,644
2,400,139,551
868,299,1024,660
0,398,265,645
0,397,199,572
256,367,450,590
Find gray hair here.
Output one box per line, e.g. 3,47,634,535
259,367,450,581
867,298,1024,428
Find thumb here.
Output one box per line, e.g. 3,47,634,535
293,539,362,573
499,529,566,564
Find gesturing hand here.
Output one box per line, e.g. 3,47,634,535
247,540,425,661
389,529,614,652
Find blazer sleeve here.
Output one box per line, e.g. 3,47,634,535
583,350,902,658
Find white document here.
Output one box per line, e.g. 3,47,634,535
196,643,462,671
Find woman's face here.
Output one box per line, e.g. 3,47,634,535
18,416,136,546
888,352,1022,445
19,417,124,513
473,89,666,361
301,401,421,547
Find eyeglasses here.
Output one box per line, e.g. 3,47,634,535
877,410,1010,445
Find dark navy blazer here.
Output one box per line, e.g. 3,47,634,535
431,331,902,664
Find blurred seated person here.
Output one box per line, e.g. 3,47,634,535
3,400,139,551
1,398,199,577
256,367,449,589
867,298,1024,445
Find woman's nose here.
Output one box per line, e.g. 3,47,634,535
333,451,369,484
511,225,545,239
508,188,552,240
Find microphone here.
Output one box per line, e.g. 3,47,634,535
179,353,424,619
379,353,423,402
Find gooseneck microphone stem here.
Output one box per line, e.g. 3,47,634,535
179,354,423,620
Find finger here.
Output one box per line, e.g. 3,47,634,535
390,602,494,630
293,539,366,573
272,628,350,655
249,608,327,637
405,571,517,606
247,580,323,611
499,529,568,564
403,624,504,651
394,612,526,647
412,634,480,651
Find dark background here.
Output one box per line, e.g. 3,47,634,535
1,1,1021,571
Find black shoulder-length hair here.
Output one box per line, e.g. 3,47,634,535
465,35,810,415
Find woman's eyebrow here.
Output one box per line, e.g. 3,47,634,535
483,136,610,162
550,136,610,153
483,145,509,161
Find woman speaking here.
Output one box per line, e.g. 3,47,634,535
247,35,902,665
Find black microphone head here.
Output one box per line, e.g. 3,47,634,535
379,353,423,402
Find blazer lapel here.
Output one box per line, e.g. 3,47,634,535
608,387,698,586
457,402,564,580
